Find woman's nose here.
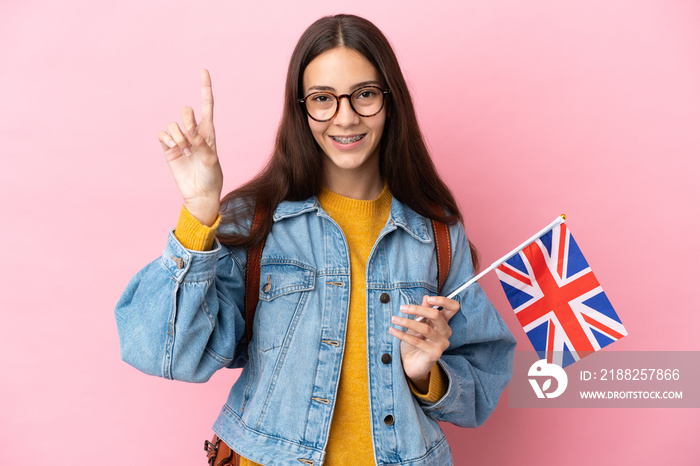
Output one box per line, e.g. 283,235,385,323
333,96,360,127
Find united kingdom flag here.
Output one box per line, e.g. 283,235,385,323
495,222,627,368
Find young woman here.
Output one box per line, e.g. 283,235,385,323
116,14,515,466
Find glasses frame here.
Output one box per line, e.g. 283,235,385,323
298,86,390,122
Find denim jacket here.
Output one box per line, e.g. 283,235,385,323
116,196,516,466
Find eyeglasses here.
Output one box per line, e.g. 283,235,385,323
299,86,390,122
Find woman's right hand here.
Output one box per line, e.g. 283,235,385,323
158,69,223,227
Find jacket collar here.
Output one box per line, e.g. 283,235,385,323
387,197,432,243
273,196,432,244
273,198,318,221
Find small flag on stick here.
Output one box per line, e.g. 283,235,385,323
445,215,627,368
494,217,627,367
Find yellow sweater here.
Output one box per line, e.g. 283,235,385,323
174,187,446,466
318,185,391,465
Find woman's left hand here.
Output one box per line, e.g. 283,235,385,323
389,296,460,392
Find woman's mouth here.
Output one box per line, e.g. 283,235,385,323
330,134,366,145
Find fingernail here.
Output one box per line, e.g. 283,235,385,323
391,316,398,323
427,296,436,304
167,140,176,148
400,305,408,312
189,127,196,137
183,147,191,157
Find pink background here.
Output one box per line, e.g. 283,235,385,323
1,0,699,464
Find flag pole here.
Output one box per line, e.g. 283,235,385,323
445,214,567,299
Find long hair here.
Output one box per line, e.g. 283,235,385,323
217,14,478,270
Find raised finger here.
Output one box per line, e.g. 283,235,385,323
181,106,199,140
200,68,214,125
167,122,191,156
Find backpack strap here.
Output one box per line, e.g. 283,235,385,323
244,203,267,344
429,207,452,295
243,204,452,343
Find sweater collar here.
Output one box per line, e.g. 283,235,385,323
317,183,392,218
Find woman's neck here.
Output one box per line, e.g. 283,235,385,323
321,165,384,200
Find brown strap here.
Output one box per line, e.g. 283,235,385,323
244,203,267,344
430,207,452,294
205,435,239,466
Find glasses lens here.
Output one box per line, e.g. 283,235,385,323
305,92,337,121
351,87,384,117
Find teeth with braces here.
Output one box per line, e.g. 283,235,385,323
331,134,365,144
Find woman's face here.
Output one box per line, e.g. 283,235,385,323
302,47,387,186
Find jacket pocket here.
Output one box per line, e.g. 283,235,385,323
254,260,316,352
399,284,437,308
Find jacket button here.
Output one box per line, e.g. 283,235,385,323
384,414,394,425
379,293,390,303
262,275,272,293
381,353,392,364
171,256,185,269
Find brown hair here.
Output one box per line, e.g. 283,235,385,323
217,14,478,270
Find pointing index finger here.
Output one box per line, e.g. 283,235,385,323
200,68,214,124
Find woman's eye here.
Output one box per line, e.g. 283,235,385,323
311,94,332,103
356,88,377,99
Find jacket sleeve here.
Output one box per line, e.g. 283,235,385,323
420,221,517,427
115,230,248,383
